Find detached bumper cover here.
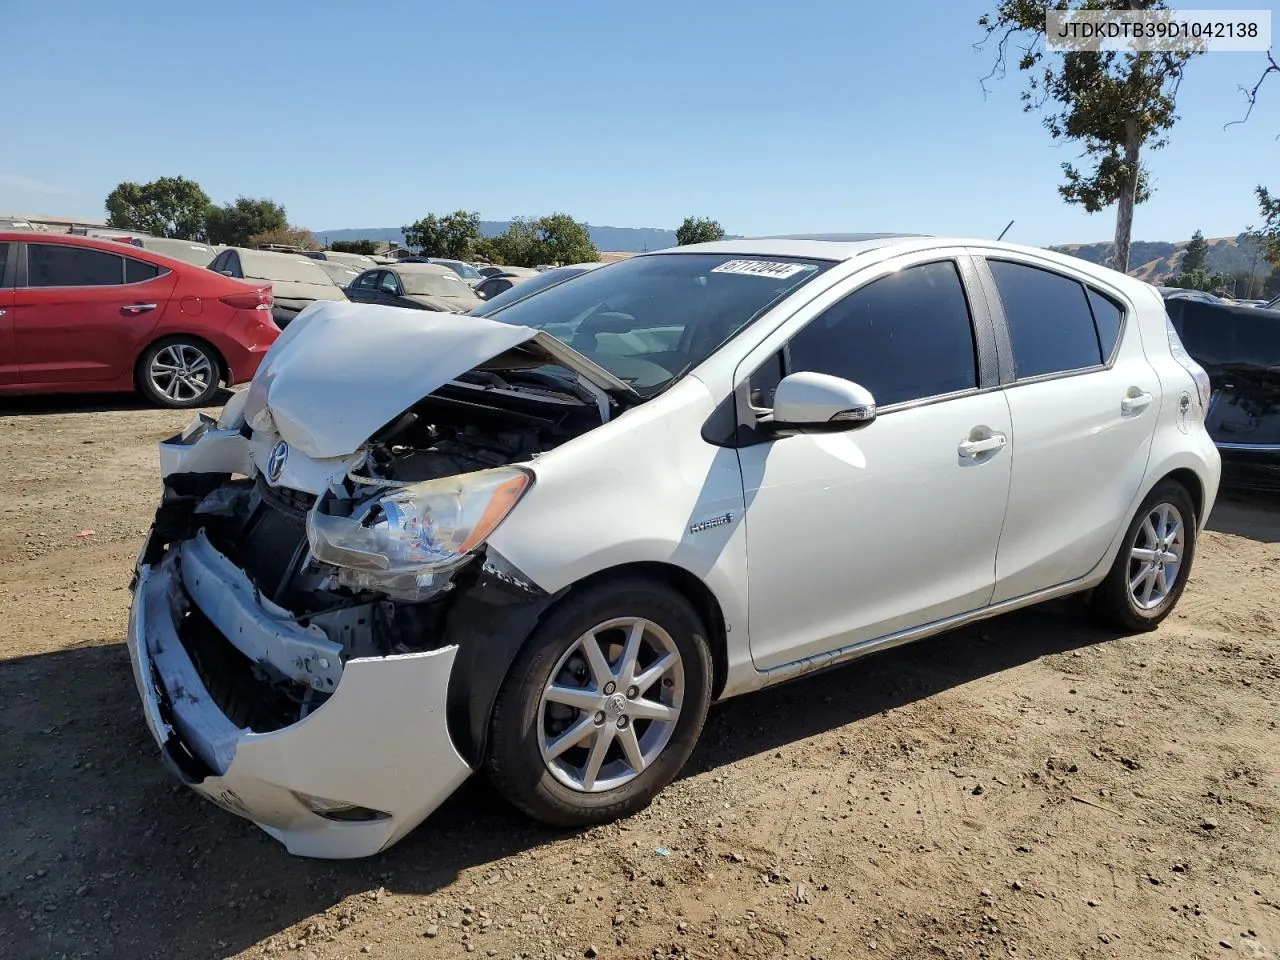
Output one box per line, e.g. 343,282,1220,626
127,547,473,859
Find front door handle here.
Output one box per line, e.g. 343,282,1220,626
958,433,1007,458
0,308,6,317
122,303,157,315
1120,390,1154,415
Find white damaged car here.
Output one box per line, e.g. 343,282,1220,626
127,235,1221,858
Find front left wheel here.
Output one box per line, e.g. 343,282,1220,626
485,579,713,827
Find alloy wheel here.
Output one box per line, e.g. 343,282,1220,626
1127,502,1185,611
537,617,685,793
148,343,214,404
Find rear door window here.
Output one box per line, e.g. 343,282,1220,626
987,260,1103,379
0,243,9,285
27,244,126,287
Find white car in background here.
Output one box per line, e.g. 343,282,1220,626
208,247,347,328
92,234,220,268
128,234,1220,858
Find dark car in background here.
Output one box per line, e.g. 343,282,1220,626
346,263,481,313
1165,296,1280,490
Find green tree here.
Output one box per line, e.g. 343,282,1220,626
485,218,540,267
484,214,599,268
1169,267,1230,295
676,216,727,246
978,1,1200,272
1255,185,1280,268
1181,229,1208,273
105,176,211,239
248,226,319,251
534,212,599,266
329,239,378,255
206,197,288,247
403,210,483,260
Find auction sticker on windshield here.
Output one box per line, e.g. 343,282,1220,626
711,259,808,279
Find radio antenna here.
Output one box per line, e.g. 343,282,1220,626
996,219,1015,242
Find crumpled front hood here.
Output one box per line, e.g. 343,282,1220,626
242,300,636,459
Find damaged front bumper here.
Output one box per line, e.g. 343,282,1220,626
127,517,473,860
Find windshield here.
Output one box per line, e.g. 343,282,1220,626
435,259,481,281
470,266,589,317
484,253,833,392
402,271,474,297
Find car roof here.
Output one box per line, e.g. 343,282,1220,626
0,229,214,272
648,235,1149,293
389,262,459,276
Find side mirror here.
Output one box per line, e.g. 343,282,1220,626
768,371,877,433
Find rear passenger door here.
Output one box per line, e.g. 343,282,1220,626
977,254,1160,602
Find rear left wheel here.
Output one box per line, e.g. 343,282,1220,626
137,336,221,408
485,579,713,827
1090,480,1198,632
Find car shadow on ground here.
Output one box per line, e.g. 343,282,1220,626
0,389,235,417
4,597,1111,960
1207,488,1280,544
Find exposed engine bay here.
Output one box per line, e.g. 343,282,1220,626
148,367,608,735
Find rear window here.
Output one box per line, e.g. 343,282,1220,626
239,251,334,284
987,259,1103,378
27,244,125,286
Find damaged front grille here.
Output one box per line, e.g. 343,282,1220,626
207,474,315,604
180,606,309,731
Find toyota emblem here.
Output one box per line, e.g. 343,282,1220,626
266,441,289,484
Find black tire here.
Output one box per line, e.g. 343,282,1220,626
485,578,713,827
136,336,222,409
1090,479,1198,632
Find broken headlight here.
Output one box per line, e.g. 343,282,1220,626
306,466,532,601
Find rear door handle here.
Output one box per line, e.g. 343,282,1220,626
122,303,157,315
958,433,1007,458
1120,390,1154,415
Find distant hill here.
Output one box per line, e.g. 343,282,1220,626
1049,233,1272,287
317,222,682,253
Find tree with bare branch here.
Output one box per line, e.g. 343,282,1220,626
977,0,1200,272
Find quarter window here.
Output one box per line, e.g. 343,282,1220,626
1086,288,1123,361
987,260,1103,379
769,260,978,408
27,244,126,287
125,257,163,284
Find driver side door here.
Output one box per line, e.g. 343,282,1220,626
736,254,1014,671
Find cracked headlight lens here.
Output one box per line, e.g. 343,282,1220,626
307,466,532,599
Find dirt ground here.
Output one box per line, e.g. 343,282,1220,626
3,392,1279,960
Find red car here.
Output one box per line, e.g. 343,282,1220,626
0,232,279,408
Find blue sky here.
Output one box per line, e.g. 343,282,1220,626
0,0,1276,246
